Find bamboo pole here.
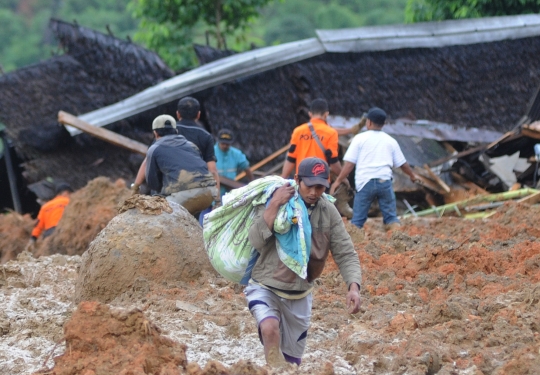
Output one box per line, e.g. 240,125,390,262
402,188,538,218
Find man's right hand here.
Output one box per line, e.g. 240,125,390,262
24,238,36,252
130,183,140,195
329,180,341,195
271,183,295,206
264,183,295,230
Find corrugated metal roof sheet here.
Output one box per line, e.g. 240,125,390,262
329,115,504,142
70,14,540,135
69,38,324,135
317,14,540,52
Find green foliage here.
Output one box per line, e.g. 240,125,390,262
405,0,540,22
0,0,137,73
1,0,410,73
129,0,275,71
256,0,407,45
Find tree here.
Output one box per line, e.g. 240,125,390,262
0,0,138,73
405,0,540,23
129,0,275,71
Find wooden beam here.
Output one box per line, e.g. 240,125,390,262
485,130,517,149
427,128,523,168
517,190,540,205
411,166,446,194
235,144,289,181
423,164,451,193
58,111,148,155
427,144,487,167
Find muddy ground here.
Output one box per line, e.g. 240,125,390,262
0,182,539,374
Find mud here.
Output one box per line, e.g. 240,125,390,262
0,211,34,263
75,197,215,304
0,195,539,374
34,301,188,375
37,177,131,258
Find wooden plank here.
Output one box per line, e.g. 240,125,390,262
411,166,446,194
427,144,487,167
412,174,446,195
235,144,289,181
517,191,540,205
423,164,451,193
485,130,517,149
59,111,148,155
427,128,522,168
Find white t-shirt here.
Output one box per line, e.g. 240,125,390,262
343,130,407,192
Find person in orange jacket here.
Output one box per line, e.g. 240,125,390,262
27,183,73,249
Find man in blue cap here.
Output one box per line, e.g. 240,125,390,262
214,129,254,198
330,107,418,231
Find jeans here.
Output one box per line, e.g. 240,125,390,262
351,178,399,228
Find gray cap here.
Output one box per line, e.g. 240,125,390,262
298,157,330,188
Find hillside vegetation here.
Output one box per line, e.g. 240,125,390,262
0,0,408,72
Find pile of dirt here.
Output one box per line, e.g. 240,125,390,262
0,211,34,263
74,197,215,304
34,301,188,375
36,177,130,257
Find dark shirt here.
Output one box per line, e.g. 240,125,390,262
176,119,217,163
145,134,215,195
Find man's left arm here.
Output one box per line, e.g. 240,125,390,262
244,167,255,182
237,152,254,182
328,206,362,314
145,149,163,192
329,161,342,179
400,162,419,183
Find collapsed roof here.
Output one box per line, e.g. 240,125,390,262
0,19,173,188
3,15,540,190
71,14,540,163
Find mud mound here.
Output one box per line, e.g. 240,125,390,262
36,177,130,257
74,197,215,303
0,211,34,263
35,301,187,375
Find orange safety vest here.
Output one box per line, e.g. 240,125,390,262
31,195,70,238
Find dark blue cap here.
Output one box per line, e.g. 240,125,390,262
367,107,386,126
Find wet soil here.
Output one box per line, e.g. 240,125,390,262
0,197,539,374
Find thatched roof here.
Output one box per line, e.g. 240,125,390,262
202,35,540,162
0,19,173,188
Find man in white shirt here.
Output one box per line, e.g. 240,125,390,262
330,107,418,230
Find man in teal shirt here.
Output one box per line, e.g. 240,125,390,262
214,129,254,197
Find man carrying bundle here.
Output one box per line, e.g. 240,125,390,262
245,157,362,367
